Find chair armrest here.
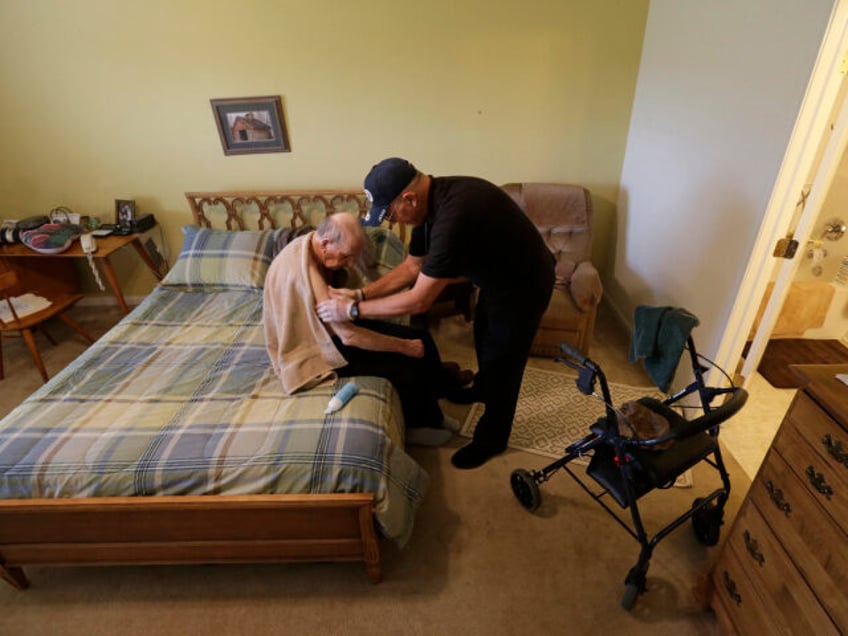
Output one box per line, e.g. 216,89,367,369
569,261,603,311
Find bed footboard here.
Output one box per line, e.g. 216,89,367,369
0,493,381,589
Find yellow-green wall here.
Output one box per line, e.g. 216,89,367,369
0,0,647,298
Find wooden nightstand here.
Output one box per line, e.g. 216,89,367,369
0,233,163,314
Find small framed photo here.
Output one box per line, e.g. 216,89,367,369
210,95,291,155
115,199,136,228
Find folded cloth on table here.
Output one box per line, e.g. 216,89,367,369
0,293,52,322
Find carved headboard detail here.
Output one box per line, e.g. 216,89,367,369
184,190,407,241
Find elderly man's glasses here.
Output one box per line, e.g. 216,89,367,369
383,193,407,223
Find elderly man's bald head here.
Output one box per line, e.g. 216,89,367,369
313,213,366,270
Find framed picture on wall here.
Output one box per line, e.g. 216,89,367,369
210,95,291,155
115,199,136,228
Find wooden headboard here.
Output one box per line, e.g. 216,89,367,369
184,190,407,241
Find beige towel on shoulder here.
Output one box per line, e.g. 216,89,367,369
263,233,347,394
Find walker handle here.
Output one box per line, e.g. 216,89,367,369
559,342,589,366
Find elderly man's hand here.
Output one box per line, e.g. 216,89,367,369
404,339,425,358
317,296,354,322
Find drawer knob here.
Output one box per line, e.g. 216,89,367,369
743,530,765,566
805,465,834,500
765,480,792,516
722,570,742,606
822,434,848,467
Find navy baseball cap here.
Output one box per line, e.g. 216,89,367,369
362,157,417,226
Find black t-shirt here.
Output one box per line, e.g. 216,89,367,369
410,176,554,303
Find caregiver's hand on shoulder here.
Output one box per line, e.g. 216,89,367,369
328,287,359,301
317,297,354,323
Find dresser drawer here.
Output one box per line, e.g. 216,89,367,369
711,369,848,635
774,395,848,533
775,393,848,502
713,498,839,635
753,451,848,628
711,499,785,636
712,536,784,636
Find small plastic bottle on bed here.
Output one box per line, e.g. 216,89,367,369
325,382,359,414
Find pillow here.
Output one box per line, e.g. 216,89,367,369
272,224,315,258
160,225,276,290
361,226,406,279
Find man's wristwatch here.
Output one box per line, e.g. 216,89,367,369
349,300,360,320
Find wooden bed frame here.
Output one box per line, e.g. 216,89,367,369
184,189,407,239
0,494,380,589
0,190,410,590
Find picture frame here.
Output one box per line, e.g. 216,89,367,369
210,95,290,155
115,199,136,228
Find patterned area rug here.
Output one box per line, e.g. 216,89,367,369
460,366,665,460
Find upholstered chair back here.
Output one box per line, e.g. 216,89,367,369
501,182,603,356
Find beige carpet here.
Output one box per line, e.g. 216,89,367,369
0,307,745,635
461,366,665,459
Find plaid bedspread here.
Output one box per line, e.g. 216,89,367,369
0,287,429,546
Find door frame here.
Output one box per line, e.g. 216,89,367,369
712,0,848,387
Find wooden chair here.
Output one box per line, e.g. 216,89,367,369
0,270,95,382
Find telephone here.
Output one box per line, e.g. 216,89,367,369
80,233,97,253
80,233,105,291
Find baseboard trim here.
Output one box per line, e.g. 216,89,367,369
600,296,631,335
78,295,146,308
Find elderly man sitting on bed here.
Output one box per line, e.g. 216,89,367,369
263,212,461,446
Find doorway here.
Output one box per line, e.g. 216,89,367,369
712,1,848,478
747,155,848,389
715,0,848,390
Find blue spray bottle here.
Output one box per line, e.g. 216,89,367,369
325,382,359,414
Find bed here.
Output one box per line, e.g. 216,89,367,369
0,190,424,590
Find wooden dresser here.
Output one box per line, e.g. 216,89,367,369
710,364,848,635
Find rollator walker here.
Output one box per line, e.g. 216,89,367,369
510,306,747,610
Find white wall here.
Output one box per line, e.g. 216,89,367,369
609,0,833,367
797,144,848,340
809,146,848,285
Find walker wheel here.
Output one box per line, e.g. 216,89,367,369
510,468,541,512
691,498,723,546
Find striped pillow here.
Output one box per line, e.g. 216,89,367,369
362,226,406,279
160,226,276,290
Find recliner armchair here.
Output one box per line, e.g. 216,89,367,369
501,183,603,356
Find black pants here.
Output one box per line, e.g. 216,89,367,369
471,275,554,450
332,319,449,429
